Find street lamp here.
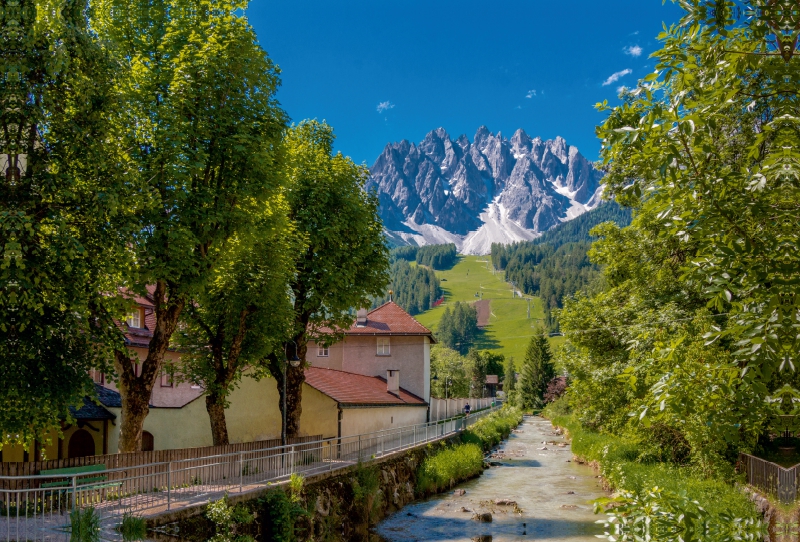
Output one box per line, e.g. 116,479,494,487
283,341,302,447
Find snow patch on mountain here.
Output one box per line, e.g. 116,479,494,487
367,127,604,255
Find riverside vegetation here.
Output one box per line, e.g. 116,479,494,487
163,407,523,541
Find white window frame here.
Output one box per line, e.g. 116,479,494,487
377,337,391,356
317,346,329,357
126,309,142,329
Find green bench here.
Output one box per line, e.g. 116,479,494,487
39,464,121,492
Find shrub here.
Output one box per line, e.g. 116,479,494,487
461,406,523,450
351,462,383,525
258,488,307,542
206,494,254,542
545,414,759,528
544,376,567,404
417,443,483,495
70,507,101,542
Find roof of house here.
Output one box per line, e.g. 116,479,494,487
95,383,122,408
342,302,434,339
69,386,118,420
485,375,499,385
304,367,426,407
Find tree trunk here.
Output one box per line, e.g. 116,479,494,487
206,393,229,446
269,338,307,440
116,281,185,452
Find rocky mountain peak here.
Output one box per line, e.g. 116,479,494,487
368,127,604,254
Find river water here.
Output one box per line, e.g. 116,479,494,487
375,415,607,542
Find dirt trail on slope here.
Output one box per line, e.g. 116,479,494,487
475,299,491,327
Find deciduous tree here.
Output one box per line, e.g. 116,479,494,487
0,0,131,446
174,203,296,445
269,120,389,439
94,0,287,451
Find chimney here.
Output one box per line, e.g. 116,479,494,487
356,307,368,327
386,370,400,395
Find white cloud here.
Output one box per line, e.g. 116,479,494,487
526,89,537,98
602,69,632,86
623,45,643,57
617,85,628,93
376,101,395,113
515,105,522,110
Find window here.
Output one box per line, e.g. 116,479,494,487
377,337,390,356
160,371,173,388
126,309,142,329
91,369,105,385
317,346,329,357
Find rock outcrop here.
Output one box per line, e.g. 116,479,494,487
368,127,604,255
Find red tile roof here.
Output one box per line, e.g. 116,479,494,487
344,302,434,338
304,367,426,406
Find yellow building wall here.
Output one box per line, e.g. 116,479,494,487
105,401,214,452
297,386,338,440
143,399,213,450
226,376,281,443
104,376,338,452
341,406,428,437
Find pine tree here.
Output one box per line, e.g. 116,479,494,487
517,331,555,410
503,356,517,404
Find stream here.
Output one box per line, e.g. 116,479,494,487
375,415,607,542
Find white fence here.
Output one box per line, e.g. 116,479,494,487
429,397,497,421
0,405,501,541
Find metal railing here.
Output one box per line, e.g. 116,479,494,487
739,452,800,505
0,405,501,540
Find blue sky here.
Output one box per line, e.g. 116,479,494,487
248,1,684,165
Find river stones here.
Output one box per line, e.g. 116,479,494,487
472,536,493,541
561,504,579,510
453,489,467,496
494,499,517,505
472,512,493,522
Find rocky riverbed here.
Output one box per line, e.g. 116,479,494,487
375,415,606,541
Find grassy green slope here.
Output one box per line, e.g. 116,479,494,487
414,255,563,365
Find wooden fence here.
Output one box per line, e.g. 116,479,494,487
739,452,800,504
0,435,321,493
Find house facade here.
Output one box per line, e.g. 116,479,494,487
2,299,434,460
307,302,434,404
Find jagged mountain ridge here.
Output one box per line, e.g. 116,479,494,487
367,126,605,255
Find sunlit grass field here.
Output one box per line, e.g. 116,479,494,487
414,255,564,367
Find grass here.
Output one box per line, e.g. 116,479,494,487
417,443,484,495
69,507,101,542
415,255,560,365
417,406,523,495
117,511,147,541
544,408,757,522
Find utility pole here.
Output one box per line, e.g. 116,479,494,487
527,298,531,319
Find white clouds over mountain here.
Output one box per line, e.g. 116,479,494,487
376,101,395,113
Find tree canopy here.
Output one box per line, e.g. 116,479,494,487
0,0,131,446
94,0,288,451
269,120,389,439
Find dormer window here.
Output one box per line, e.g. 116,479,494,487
377,337,390,356
126,309,142,329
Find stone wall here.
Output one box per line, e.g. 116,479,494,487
150,434,467,541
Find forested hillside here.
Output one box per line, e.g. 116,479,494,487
490,202,632,330
373,259,441,315
392,243,458,270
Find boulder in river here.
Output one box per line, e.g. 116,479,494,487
494,499,517,505
454,489,467,496
472,512,493,522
